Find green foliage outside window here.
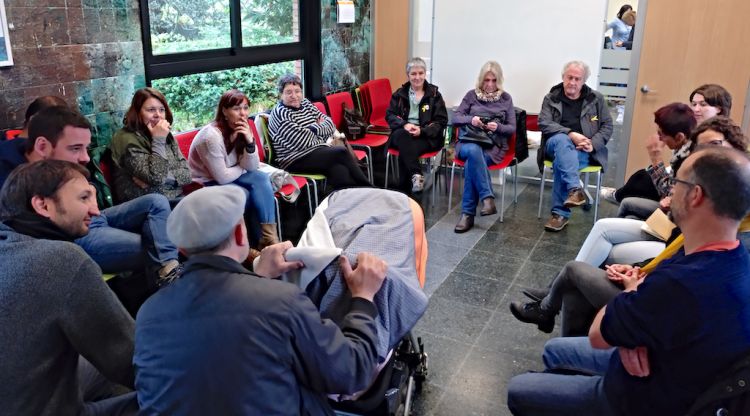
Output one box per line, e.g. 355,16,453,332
153,61,296,132
148,0,299,132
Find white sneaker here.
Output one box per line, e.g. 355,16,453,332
411,174,425,193
600,186,618,204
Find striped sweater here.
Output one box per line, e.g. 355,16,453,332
268,99,336,169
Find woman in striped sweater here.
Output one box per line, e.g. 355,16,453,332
268,74,371,190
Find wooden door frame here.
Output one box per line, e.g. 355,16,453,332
615,0,649,187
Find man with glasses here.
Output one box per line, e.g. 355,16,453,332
0,105,181,288
508,146,750,416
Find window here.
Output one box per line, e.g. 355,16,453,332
148,0,232,55
140,0,322,123
241,0,299,47
153,60,301,132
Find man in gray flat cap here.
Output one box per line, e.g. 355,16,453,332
133,185,388,415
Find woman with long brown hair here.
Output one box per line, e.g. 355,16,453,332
188,89,278,251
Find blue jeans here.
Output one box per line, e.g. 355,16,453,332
232,170,276,224
206,171,276,244
75,194,178,273
546,133,590,218
507,337,616,415
457,143,495,215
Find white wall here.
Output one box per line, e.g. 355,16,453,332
431,0,608,113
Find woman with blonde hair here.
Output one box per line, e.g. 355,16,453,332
452,61,516,233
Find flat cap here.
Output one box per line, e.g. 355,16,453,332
167,185,247,252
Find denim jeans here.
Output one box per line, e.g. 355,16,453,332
507,337,616,416
75,194,178,273
232,170,277,224
574,217,665,267
617,196,661,220
546,133,590,218
457,142,494,215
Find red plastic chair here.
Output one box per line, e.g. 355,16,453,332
385,147,443,206
248,118,314,236
173,129,204,195
312,101,372,183
5,129,22,140
448,132,519,222
325,92,388,171
312,101,327,114
359,78,392,132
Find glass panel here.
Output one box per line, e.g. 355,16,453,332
152,60,302,132
148,0,231,55
241,0,299,47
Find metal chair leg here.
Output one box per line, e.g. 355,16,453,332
500,168,506,223
593,170,602,222
537,166,547,218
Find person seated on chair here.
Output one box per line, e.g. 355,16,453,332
2,95,68,143
110,87,191,204
385,57,448,195
539,60,613,232
601,84,732,205
509,115,750,336
606,4,633,50
0,160,136,415
189,89,279,256
617,103,697,219
268,74,371,191
134,185,386,414
507,146,750,416
452,60,516,233
0,106,181,288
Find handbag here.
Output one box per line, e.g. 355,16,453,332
342,104,369,139
458,113,508,149
330,130,362,165
458,125,495,148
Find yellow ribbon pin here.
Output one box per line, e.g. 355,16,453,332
421,104,430,112
591,115,598,121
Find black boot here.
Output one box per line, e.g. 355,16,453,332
509,301,555,333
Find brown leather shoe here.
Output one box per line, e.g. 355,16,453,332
480,197,497,216
564,188,587,208
454,214,474,233
544,213,569,232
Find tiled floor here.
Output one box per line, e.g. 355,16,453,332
406,162,619,416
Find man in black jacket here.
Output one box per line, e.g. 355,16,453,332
135,185,387,415
539,61,613,231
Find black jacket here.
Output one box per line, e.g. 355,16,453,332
386,81,448,140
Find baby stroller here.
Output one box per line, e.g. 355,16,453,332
290,188,430,416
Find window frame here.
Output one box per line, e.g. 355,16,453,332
139,0,323,100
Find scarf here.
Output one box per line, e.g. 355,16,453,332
670,140,693,167
475,88,503,103
641,215,750,274
3,211,75,242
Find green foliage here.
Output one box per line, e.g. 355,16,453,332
153,62,295,132
148,0,298,132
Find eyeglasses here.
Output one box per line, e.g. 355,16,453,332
668,177,697,188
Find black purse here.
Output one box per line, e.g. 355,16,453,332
458,125,495,148
342,104,369,139
458,112,507,149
